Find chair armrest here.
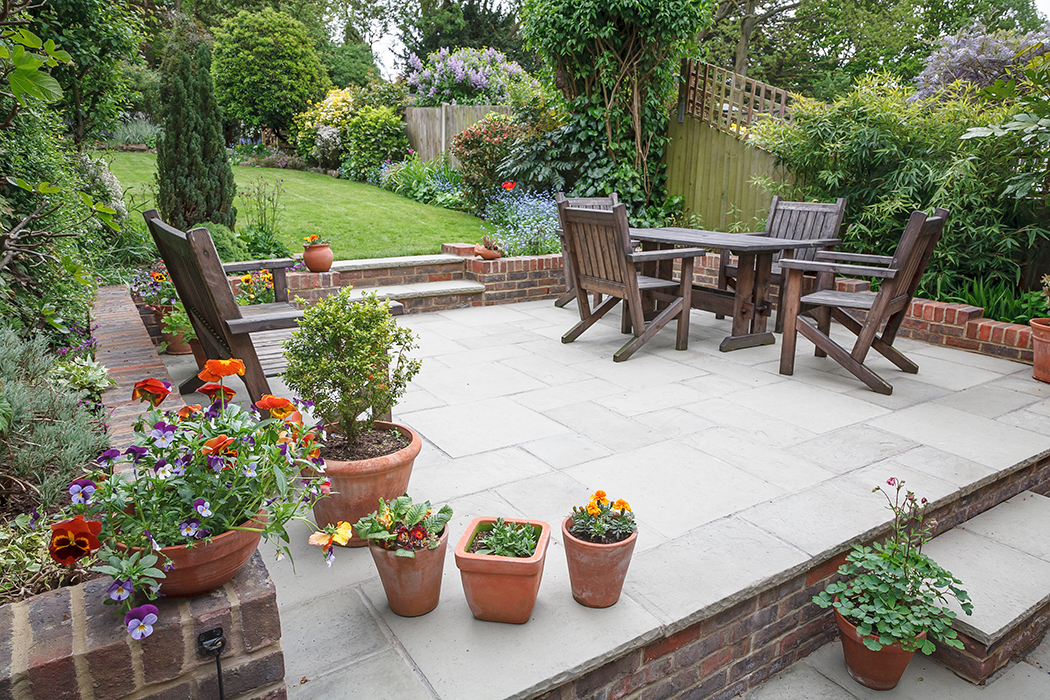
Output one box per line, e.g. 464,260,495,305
779,258,898,279
224,307,303,334
814,251,893,265
627,247,706,263
222,258,298,273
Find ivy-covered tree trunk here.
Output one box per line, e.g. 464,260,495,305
156,21,236,230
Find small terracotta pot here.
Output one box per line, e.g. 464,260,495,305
562,517,637,608
1030,318,1050,384
474,245,501,260
835,608,925,690
303,243,334,272
369,527,448,617
311,421,421,547
117,514,266,598
454,517,551,624
162,332,193,355
188,338,206,369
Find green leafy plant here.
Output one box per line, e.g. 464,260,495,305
376,153,466,210
947,277,1048,324
0,511,92,606
470,517,539,558
159,302,196,346
568,490,637,545
338,106,408,182
238,177,291,258
51,355,116,396
354,495,453,557
234,269,276,306
199,221,249,262
813,478,972,653
282,286,421,443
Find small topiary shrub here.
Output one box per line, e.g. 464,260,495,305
338,106,408,181
450,112,521,208
199,221,250,262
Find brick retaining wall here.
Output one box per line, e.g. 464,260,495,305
536,453,1050,700
0,553,285,700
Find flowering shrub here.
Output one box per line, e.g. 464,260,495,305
377,153,467,210
46,359,331,638
130,262,177,307
567,490,636,545
408,47,533,107
311,125,342,169
450,112,521,208
814,478,972,653
338,106,408,181
352,495,453,557
482,186,560,256
235,269,275,306
292,81,411,163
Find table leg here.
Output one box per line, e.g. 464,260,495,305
718,250,776,352
751,252,773,334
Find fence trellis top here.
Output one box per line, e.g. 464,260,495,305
678,59,792,138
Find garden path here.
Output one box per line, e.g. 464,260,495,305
161,299,1050,700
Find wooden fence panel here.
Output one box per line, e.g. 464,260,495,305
405,104,513,165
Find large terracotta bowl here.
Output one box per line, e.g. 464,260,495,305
312,421,421,547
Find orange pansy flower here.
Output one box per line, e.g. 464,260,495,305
197,359,246,382
257,395,296,419
49,515,102,565
198,384,236,402
201,434,235,456
176,404,203,419
132,378,172,407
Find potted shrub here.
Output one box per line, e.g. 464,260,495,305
159,302,196,356
48,359,330,639
350,495,453,616
454,516,551,624
1030,274,1050,384
282,286,422,546
813,478,972,690
562,490,637,608
302,233,334,272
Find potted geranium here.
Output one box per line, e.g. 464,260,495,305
282,286,422,545
1030,274,1050,383
813,478,972,690
302,233,334,272
562,490,637,608
349,495,453,616
454,516,551,624
47,359,330,639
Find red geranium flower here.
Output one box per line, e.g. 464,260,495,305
49,515,102,565
197,359,246,382
198,384,236,402
132,378,172,407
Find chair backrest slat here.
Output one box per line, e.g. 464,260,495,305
558,203,633,289
882,208,948,304
766,197,847,263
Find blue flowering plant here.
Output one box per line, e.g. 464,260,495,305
482,185,561,256
407,47,535,107
52,358,330,639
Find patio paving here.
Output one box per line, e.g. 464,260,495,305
161,300,1050,700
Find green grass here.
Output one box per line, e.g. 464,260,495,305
105,151,485,260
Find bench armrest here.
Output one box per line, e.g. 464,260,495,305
222,258,298,273
814,251,893,265
779,258,898,279
627,247,706,263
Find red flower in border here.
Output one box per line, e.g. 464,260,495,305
49,515,102,565
198,384,236,402
501,181,515,190
132,378,172,407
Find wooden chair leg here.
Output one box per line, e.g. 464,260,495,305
554,288,576,308
814,307,831,358
774,282,786,334
614,298,683,362
796,317,893,394
779,269,803,376
831,309,919,374
716,253,728,320
563,296,621,344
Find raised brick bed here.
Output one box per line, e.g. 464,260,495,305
0,553,285,700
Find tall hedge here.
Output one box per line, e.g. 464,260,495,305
156,21,236,230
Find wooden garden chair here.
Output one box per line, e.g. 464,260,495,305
557,201,705,362
554,193,618,308
778,208,949,395
719,196,847,332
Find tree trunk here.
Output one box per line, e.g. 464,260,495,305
734,0,759,77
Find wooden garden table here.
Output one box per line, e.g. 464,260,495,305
629,227,839,351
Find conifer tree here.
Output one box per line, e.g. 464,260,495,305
156,20,236,230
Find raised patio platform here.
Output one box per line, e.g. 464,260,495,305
155,299,1050,700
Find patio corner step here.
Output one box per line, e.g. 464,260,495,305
347,279,485,304
924,491,1050,684
331,253,466,273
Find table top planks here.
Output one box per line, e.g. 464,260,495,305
630,227,839,252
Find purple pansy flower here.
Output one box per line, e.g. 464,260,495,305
206,455,225,472
196,528,211,539
125,605,159,640
242,463,257,477
96,449,121,467
144,530,162,552
324,545,335,567
173,453,191,475
194,499,212,517
107,578,133,602
149,421,176,448
179,518,200,537
28,508,40,530
153,459,172,480
69,479,97,504
124,445,148,463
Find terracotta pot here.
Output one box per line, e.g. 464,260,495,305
474,245,501,260
835,608,925,690
303,243,334,272
117,514,266,598
162,332,193,355
311,421,421,547
368,527,448,617
454,517,551,624
189,338,206,369
561,517,637,608
1030,318,1050,384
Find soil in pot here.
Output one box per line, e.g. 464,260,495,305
312,421,421,547
561,517,637,608
835,608,925,690
369,527,448,617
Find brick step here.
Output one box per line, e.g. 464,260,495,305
925,491,1050,683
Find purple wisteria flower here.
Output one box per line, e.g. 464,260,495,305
125,605,160,640
107,578,133,601
179,518,200,537
124,445,148,463
194,499,212,517
406,46,535,107
69,479,97,505
96,449,121,467
149,421,176,448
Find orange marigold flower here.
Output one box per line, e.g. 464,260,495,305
132,378,172,407
49,515,102,565
198,384,236,402
585,502,601,516
257,395,296,419
197,359,246,382
176,404,203,419
201,434,235,456
613,499,631,512
590,490,608,505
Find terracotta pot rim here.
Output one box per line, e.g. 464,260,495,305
321,421,422,476
454,516,551,567
561,517,638,549
1030,317,1050,330
303,242,330,249
117,512,267,555
834,605,926,652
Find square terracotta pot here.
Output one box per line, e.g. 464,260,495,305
454,517,550,624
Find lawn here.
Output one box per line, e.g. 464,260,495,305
106,151,486,260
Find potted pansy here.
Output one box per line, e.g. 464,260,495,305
46,358,331,640
302,233,333,272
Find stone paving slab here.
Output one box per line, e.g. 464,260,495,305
146,298,1050,700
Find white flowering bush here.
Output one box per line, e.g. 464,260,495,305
311,125,342,169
